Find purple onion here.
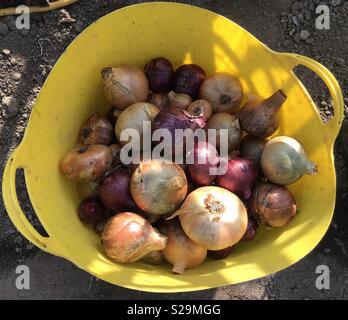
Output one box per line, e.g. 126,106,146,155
173,64,206,98
208,246,234,260
78,196,106,225
242,217,258,241
145,57,174,93
99,170,137,212
216,158,258,199
187,142,219,186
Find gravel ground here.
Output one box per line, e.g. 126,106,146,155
0,0,347,299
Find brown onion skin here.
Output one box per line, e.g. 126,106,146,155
199,72,244,114
250,183,297,228
109,144,122,166
187,99,213,121
187,142,220,186
60,145,113,182
102,212,167,263
208,246,234,260
99,170,137,212
240,135,267,170
106,107,121,127
173,64,206,98
216,158,257,199
238,90,287,138
145,57,174,93
79,114,114,146
101,65,149,110
78,196,107,225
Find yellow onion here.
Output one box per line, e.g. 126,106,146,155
199,72,244,114
163,221,207,274
130,159,188,215
101,65,149,110
168,91,192,109
187,99,213,120
78,114,114,146
115,102,159,147
238,90,287,138
171,186,248,250
102,212,167,263
261,136,317,185
206,112,242,152
60,145,113,182
250,183,297,227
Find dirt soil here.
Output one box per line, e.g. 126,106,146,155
0,0,347,300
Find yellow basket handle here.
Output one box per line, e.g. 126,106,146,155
2,145,64,257
277,52,344,143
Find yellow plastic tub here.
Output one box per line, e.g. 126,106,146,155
2,3,344,293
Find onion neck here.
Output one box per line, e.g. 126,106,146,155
265,89,287,112
204,194,225,215
172,261,186,274
303,160,318,175
150,232,167,251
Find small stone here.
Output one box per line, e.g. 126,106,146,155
297,13,304,24
9,57,17,65
289,28,296,36
292,16,299,25
321,101,328,106
330,0,341,6
294,32,301,43
300,30,310,40
58,9,75,24
1,96,19,118
11,72,21,82
283,39,290,46
73,21,84,33
0,22,9,36
26,244,34,250
2,49,11,56
324,248,331,254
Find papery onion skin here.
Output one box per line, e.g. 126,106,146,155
208,246,234,260
206,112,242,153
163,221,207,274
141,250,164,265
130,159,188,215
101,65,149,110
115,102,159,147
199,72,244,114
60,145,113,182
78,196,106,225
261,136,318,185
215,158,257,199
99,170,137,212
147,93,169,111
145,57,174,93
102,212,167,263
79,114,114,146
168,91,192,109
77,181,99,199
250,183,297,228
106,107,121,126
238,90,287,138
240,135,267,170
187,99,213,120
175,186,248,250
187,142,220,186
109,144,122,166
173,64,206,98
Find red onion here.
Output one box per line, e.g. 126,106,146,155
78,196,106,225
216,158,257,199
208,246,234,260
173,64,206,98
152,108,206,161
242,217,258,241
99,170,137,212
187,142,219,186
145,57,174,93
